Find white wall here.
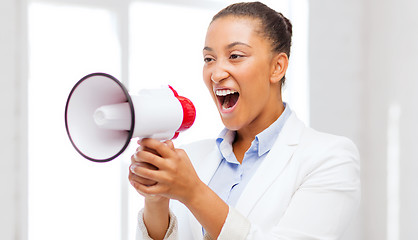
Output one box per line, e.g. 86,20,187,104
309,0,418,239
0,0,27,239
364,0,418,239
308,1,365,239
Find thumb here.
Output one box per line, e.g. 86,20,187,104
164,140,175,150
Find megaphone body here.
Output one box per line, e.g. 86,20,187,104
65,73,196,162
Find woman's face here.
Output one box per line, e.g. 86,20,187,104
203,16,281,131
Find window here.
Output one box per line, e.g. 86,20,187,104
28,1,308,239
28,3,123,239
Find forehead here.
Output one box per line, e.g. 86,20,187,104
204,16,266,49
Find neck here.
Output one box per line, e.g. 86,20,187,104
232,99,284,163
235,101,284,143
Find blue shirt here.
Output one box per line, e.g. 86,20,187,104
208,103,292,207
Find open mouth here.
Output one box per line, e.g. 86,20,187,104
215,89,240,111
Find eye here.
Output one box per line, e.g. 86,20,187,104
229,54,244,60
204,56,215,63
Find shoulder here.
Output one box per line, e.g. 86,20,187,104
284,112,359,161
290,126,360,192
298,127,360,163
283,113,360,184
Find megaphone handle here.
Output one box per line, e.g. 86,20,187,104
139,132,177,141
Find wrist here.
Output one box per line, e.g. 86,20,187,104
181,180,229,239
145,197,169,210
181,179,208,208
143,198,170,240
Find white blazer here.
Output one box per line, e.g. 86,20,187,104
138,113,361,240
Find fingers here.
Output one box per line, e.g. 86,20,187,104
133,148,161,163
130,162,158,185
130,139,173,188
129,138,189,200
129,169,157,186
136,145,160,156
129,175,156,198
131,178,167,196
138,138,176,159
129,169,167,197
164,140,175,150
130,162,160,181
133,145,159,163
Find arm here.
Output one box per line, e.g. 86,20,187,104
129,145,170,240
136,202,178,240
143,198,170,240
131,138,229,239
182,179,229,238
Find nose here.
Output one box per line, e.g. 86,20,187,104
210,62,230,83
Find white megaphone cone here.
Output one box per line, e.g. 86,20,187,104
64,73,196,162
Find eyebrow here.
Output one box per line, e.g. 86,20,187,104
227,41,252,49
203,41,252,52
203,46,213,52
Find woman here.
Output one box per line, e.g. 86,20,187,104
129,2,360,239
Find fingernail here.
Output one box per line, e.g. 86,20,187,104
130,164,136,174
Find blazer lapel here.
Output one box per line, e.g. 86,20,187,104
235,113,305,217
194,142,223,185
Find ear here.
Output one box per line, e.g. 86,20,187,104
270,52,289,84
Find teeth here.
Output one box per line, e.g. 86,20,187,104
215,89,237,96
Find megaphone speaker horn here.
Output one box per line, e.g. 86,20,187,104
65,72,196,163
65,73,135,162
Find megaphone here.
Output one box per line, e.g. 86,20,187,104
65,72,196,162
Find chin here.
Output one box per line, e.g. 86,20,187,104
220,118,242,131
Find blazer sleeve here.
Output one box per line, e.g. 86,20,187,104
136,208,179,240
217,136,361,240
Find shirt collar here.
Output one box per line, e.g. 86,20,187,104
256,102,291,156
216,103,292,159
216,129,237,163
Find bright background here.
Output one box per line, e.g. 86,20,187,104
1,0,418,240
26,1,308,239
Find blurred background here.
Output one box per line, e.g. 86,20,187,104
1,0,417,239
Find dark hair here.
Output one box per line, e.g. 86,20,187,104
212,2,292,85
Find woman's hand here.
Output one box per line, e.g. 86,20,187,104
129,143,168,203
129,141,173,240
130,138,229,239
129,138,204,205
